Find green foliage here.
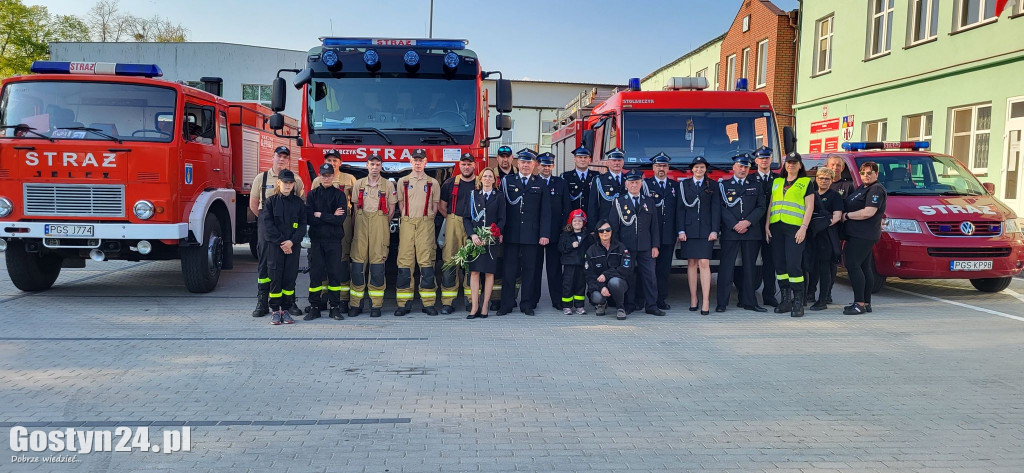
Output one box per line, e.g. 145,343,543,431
0,0,91,78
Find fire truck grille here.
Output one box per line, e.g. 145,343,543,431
927,247,1012,258
23,184,126,217
926,221,1002,236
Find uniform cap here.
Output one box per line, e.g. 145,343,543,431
319,163,335,175
411,149,427,159
624,170,643,181
753,146,773,159
367,153,382,162
784,151,803,163
516,148,537,161
689,156,710,169
571,146,592,157
605,148,625,160
459,152,475,162
274,146,291,155
496,146,513,156
324,149,341,159
731,153,754,168
650,152,671,164
537,152,555,165
278,168,296,182
567,208,588,225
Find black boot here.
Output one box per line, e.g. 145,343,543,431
774,284,792,314
791,282,805,317
251,285,270,317
304,306,321,321
329,306,344,320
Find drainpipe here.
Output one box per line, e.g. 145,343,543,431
791,3,801,130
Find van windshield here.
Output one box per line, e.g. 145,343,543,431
855,154,987,196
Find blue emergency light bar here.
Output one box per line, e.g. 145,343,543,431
30,61,163,77
842,141,930,151
320,37,467,49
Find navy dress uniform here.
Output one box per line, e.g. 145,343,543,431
609,171,662,315
679,156,721,259
643,152,684,310
499,150,551,315
751,146,780,307
715,155,768,312
536,152,571,310
489,145,516,311
587,148,627,225
561,146,596,214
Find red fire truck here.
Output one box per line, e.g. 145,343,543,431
267,37,511,178
0,61,302,293
805,141,1024,293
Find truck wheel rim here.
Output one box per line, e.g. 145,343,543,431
207,235,223,272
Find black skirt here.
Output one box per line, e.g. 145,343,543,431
469,244,498,274
683,238,713,259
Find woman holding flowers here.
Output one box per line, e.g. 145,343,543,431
460,168,505,319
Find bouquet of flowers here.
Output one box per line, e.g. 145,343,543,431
442,223,501,271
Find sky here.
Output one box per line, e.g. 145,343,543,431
30,0,800,85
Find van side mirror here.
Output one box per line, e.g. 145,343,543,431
983,182,995,194
271,77,287,112
783,126,796,155
292,68,312,89
268,113,285,131
495,79,512,113
494,114,512,131
581,130,595,150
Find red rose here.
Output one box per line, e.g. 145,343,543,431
490,223,501,238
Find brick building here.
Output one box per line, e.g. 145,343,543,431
717,0,798,131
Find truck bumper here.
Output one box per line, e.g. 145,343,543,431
874,236,1024,279
0,222,188,240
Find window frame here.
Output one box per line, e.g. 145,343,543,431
241,83,272,108
908,0,940,46
741,47,750,82
713,62,720,90
183,103,217,146
949,103,993,172
755,40,769,88
814,14,834,76
695,68,708,79
902,112,933,141
862,119,888,141
742,15,750,32
726,54,736,91
868,0,895,59
954,0,999,31
218,110,229,148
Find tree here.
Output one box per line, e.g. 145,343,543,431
87,0,127,42
88,1,188,43
0,0,90,77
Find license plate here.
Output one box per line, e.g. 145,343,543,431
44,224,95,237
950,260,993,271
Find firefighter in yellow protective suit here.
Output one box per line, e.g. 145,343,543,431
349,153,398,318
307,150,358,314
438,153,478,314
395,149,441,316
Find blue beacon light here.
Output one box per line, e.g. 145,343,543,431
403,50,420,66
363,49,380,68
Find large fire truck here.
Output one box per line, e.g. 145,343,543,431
267,37,511,179
551,76,793,270
0,61,302,293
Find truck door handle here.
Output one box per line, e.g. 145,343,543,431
213,168,222,172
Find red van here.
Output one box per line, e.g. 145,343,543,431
805,142,1024,293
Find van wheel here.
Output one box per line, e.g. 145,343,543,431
870,264,886,293
249,238,259,259
181,213,223,293
970,276,1012,293
5,240,62,292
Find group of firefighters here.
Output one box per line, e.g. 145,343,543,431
248,142,884,324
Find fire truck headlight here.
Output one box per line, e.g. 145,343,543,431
403,50,419,67
322,49,339,68
133,200,155,220
0,197,12,217
443,52,460,69
881,218,922,234
363,49,379,68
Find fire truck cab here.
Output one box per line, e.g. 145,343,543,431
805,141,1024,293
0,61,302,293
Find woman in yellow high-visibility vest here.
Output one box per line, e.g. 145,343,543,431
765,152,815,317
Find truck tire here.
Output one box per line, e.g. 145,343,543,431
870,264,886,293
181,213,224,293
5,240,62,292
970,276,1012,293
249,238,258,259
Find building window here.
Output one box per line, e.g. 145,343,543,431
869,0,895,58
863,120,888,141
242,84,272,108
726,54,736,90
541,121,556,134
909,0,940,44
956,0,998,30
755,40,769,88
903,113,933,141
742,15,750,32
713,62,720,90
185,80,203,89
950,104,992,170
741,48,750,81
814,15,834,75
1018,0,1024,15
695,68,708,79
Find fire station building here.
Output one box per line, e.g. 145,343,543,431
793,1,1024,211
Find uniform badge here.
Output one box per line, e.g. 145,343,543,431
606,191,612,195
423,184,429,193
643,204,649,211
872,195,879,203
623,258,630,268
729,196,734,202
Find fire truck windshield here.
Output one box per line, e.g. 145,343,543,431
307,77,476,145
853,154,987,196
621,110,780,166
0,81,176,142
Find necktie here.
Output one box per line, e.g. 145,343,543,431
579,171,585,182
633,197,639,208
660,180,666,192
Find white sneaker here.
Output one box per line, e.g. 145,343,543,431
563,308,573,315
576,307,586,315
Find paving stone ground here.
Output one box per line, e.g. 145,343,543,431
2,246,1023,472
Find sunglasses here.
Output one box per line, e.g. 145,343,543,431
817,177,833,180
860,171,876,175
597,228,612,233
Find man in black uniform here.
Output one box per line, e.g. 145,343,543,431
536,152,570,310
751,146,779,307
490,145,516,311
498,149,551,316
587,148,626,225
825,155,856,304
438,153,478,314
494,145,517,180
715,154,768,313
610,171,662,316
561,146,596,214
305,163,349,320
643,152,684,310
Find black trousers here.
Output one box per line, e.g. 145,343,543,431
590,277,628,308
501,242,541,311
759,238,777,302
533,243,563,308
770,223,806,288
267,244,300,311
717,239,760,307
628,248,658,312
561,265,586,308
256,221,270,301
803,240,832,301
308,238,343,308
654,242,676,306
844,236,876,304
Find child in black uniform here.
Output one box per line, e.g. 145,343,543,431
305,163,348,321
262,169,307,325
559,209,592,315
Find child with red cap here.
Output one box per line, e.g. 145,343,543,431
558,209,592,315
